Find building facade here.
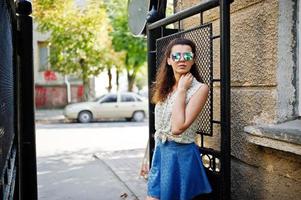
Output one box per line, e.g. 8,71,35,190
174,0,300,199
33,23,84,109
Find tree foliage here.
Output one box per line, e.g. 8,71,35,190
33,0,112,100
105,0,147,91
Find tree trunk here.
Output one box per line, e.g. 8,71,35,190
107,68,112,92
116,68,120,91
127,70,136,92
83,78,90,101
80,58,90,101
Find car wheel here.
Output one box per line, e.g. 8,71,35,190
132,111,145,122
78,111,92,123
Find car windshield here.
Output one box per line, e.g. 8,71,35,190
134,94,146,101
93,95,105,102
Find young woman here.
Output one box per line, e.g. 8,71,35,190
146,38,212,200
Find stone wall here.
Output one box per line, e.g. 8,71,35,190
174,0,301,199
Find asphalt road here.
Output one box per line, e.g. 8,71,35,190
36,121,148,155
36,120,148,129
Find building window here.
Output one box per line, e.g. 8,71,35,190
38,41,49,71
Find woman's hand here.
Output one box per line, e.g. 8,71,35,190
146,196,159,200
178,73,193,91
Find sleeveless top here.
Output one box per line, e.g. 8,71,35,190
154,77,204,144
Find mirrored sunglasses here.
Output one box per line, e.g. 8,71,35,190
171,52,194,62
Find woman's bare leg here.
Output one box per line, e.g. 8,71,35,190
146,196,159,200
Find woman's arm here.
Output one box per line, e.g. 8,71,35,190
171,74,209,135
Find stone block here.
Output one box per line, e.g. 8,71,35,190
177,0,279,86
231,87,277,164
231,149,301,200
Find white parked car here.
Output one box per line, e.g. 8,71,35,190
64,92,148,123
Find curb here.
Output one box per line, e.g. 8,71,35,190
35,117,70,124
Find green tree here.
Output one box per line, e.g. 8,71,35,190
105,0,147,92
33,0,111,100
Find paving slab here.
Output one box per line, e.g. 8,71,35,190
37,151,139,200
97,149,148,200
35,109,66,123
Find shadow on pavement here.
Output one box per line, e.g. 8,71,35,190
37,148,146,200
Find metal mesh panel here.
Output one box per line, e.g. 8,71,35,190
0,0,15,175
156,24,213,137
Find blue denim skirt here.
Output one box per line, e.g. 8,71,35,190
147,140,212,200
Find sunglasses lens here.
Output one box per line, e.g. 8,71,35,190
171,52,193,61
171,53,181,61
183,52,193,61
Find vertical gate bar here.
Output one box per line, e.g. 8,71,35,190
147,27,160,165
16,1,38,199
219,0,231,200
9,0,20,198
210,24,214,138
158,0,167,19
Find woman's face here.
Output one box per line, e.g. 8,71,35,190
167,44,195,76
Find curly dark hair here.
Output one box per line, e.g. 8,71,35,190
151,38,203,104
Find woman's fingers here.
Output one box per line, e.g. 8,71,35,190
178,73,193,90
184,73,193,82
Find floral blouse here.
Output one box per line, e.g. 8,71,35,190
154,77,204,144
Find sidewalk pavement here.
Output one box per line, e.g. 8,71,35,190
36,109,148,200
35,109,66,123
37,148,148,200
95,149,148,200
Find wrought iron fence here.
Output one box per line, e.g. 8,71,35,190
147,0,231,199
0,0,37,199
0,0,17,198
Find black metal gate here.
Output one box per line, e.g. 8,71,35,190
0,0,37,199
0,0,17,198
147,0,231,199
